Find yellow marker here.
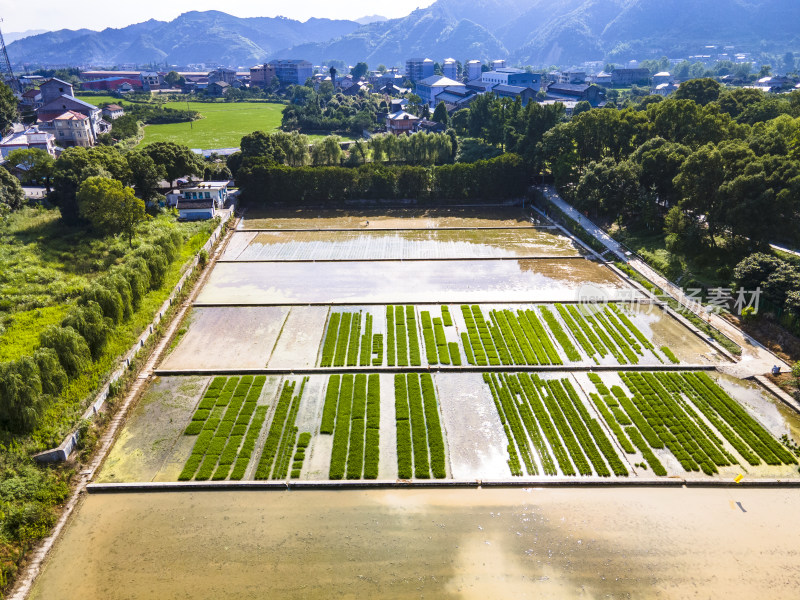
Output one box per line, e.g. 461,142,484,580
734,474,744,483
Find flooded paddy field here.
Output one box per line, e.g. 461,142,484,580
98,369,799,484
159,302,721,372
242,206,537,230
195,259,638,305
30,487,800,600
222,229,581,261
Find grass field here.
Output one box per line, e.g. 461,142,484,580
141,101,285,149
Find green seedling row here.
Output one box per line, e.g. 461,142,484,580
387,306,396,366
395,373,412,479
320,311,384,368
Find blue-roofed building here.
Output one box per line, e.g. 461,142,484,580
415,75,465,108
481,69,541,91
492,84,538,106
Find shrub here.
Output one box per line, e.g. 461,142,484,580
0,358,45,433
39,325,91,377
62,301,112,360
33,347,67,397
79,283,124,325
122,257,151,308
133,244,168,289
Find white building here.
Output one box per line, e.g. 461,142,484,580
415,75,465,108
492,59,507,70
652,71,673,85
0,126,57,158
176,181,230,220
406,58,434,82
442,58,457,79
466,60,482,81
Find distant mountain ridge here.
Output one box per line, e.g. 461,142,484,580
7,11,360,67
7,1,800,68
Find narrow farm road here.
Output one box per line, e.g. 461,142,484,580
540,186,790,380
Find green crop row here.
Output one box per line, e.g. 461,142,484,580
589,393,635,454
433,317,451,365
579,308,628,365
346,374,368,479
346,311,361,367
395,305,408,366
179,376,265,480
484,373,537,476
544,379,607,476
621,372,727,475
320,312,341,367
329,374,354,479
372,334,384,366
364,374,380,479
460,306,488,365
680,372,796,466
539,307,581,361
395,374,412,479
406,306,422,367
320,311,384,368
560,380,627,476
387,306,396,366
625,426,667,475
333,312,352,368
661,346,680,364
271,378,307,480
325,373,380,480
441,305,452,326
254,378,307,480
395,373,447,479
517,373,572,475
320,374,341,435
359,313,373,366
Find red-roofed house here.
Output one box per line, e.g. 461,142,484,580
52,111,94,147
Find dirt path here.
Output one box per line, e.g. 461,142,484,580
542,185,789,379
9,215,239,600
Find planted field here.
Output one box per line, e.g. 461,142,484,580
253,377,311,480
321,373,381,479
459,304,677,367
179,375,269,480
319,310,383,367
394,373,447,479
177,376,312,481
580,372,798,477
386,306,423,367
483,373,626,477
420,307,462,366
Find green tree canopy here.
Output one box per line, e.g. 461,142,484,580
127,151,167,200
141,142,203,184
432,101,449,125
0,81,18,134
674,78,722,106
5,148,54,191
77,176,146,245
0,166,26,212
350,62,369,80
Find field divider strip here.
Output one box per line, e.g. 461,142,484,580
237,226,555,232
214,256,588,263
84,477,800,493
192,299,657,308
154,364,718,377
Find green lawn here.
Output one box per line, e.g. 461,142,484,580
141,101,285,149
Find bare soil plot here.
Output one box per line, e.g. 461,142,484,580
160,306,289,370
96,376,208,483
196,259,638,305
223,229,581,261
242,207,537,230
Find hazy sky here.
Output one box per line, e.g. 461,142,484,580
2,1,436,33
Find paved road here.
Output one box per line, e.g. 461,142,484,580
541,185,789,378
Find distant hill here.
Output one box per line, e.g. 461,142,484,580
6,11,360,67
353,15,388,26
279,0,800,66
3,29,50,44
7,1,800,68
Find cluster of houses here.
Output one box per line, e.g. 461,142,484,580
1,77,120,158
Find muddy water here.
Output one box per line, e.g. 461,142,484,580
242,207,537,230
224,229,581,261
196,260,638,305
30,488,800,599
160,306,289,370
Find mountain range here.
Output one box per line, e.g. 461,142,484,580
7,1,800,69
